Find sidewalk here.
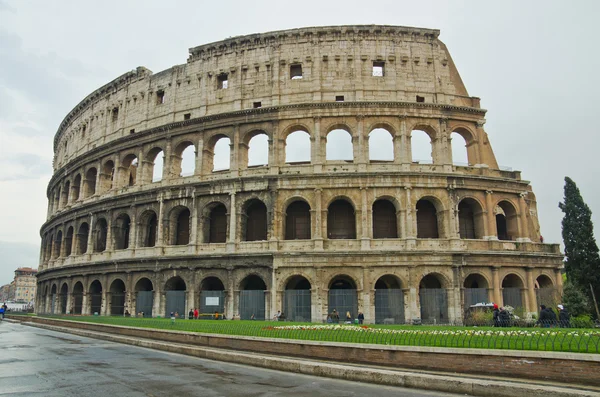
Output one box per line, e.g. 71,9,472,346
16,319,600,397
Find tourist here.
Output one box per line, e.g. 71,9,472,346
331,309,339,323
273,310,281,321
345,311,352,324
0,305,4,320
188,309,194,320
214,311,219,320
326,315,333,323
537,305,557,327
174,311,180,319
492,303,500,327
558,304,571,328
250,313,255,320
279,312,286,321
357,311,364,325
499,307,511,327
194,308,199,320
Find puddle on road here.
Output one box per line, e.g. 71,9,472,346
34,333,83,344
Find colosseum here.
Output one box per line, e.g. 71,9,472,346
36,25,563,324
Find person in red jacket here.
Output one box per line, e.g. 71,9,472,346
193,308,199,320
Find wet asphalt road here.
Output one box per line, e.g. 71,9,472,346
0,321,464,396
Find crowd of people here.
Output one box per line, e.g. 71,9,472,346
491,303,571,328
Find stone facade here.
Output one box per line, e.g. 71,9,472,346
36,25,563,323
14,267,37,304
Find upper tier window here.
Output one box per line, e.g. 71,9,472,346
373,61,384,77
290,64,303,79
217,73,228,89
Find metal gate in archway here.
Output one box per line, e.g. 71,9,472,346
200,291,224,319
165,291,186,317
240,290,265,320
136,291,153,317
73,293,83,315
90,293,102,315
419,288,448,324
60,294,68,314
375,289,404,324
111,293,125,315
284,290,311,322
536,287,559,308
328,289,357,322
463,288,489,309
502,288,523,309
51,294,57,314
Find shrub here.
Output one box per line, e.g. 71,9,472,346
571,314,594,328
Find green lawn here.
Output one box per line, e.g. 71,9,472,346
34,315,600,354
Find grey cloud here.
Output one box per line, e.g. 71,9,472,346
0,241,39,286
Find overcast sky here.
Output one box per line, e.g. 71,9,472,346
1,0,598,286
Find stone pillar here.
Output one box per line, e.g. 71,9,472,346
226,269,235,319
408,267,419,322
163,138,173,180
450,265,462,324
66,290,72,314
230,125,240,177
157,196,165,246
485,190,497,240
360,187,370,249
191,191,198,249
82,293,89,315
362,267,373,323
525,267,537,315
129,210,137,251
313,188,323,250
152,277,161,318
356,115,367,171
105,215,114,252
227,191,237,252
404,186,415,239
195,135,204,176
312,116,323,173
517,192,531,242
491,266,501,306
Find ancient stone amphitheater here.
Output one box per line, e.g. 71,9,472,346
36,25,563,324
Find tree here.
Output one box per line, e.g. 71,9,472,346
559,177,600,316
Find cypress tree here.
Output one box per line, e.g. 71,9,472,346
559,177,600,313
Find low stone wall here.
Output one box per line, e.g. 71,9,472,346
17,316,600,387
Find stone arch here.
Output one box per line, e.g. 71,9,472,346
100,159,115,193
450,126,478,165
328,274,358,322
419,272,449,324
168,205,191,245
372,198,398,239
173,140,196,177
72,281,84,315
72,173,82,201
410,124,437,164
535,274,558,308
113,212,131,250
284,199,311,240
374,274,404,324
326,125,354,161
239,274,267,320
93,217,108,252
83,167,97,198
285,129,311,164
200,276,226,291
458,197,485,239
242,198,268,241
242,129,270,167
495,200,519,240
133,277,154,317
416,197,445,239
206,133,231,172
109,278,126,315
164,276,187,318
61,180,70,207
146,146,165,183
76,222,89,254
368,127,394,162
502,273,525,309
59,282,69,314
283,275,312,322
120,153,138,187
139,210,158,247
54,230,63,258
202,201,228,243
327,197,356,239
463,272,491,308
88,279,103,315
64,226,74,256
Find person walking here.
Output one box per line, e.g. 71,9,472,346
193,307,199,320
558,304,571,328
492,304,500,327
357,311,364,325
537,305,557,327
188,309,194,320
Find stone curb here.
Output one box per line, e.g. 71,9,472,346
21,321,598,397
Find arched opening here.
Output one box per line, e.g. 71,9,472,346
140,211,158,247
212,136,231,171
50,284,57,314
120,154,138,187
326,129,353,161
248,133,269,167
72,282,83,315
374,275,404,324
372,199,398,238
502,274,524,309
411,130,433,164
419,274,448,324
65,226,74,256
54,231,63,258
458,198,485,239
94,218,108,252
416,199,439,238
171,207,190,245
285,130,311,164
368,128,394,162
450,132,469,166
206,203,227,243
164,276,186,317
89,280,102,315
496,201,518,241
100,160,115,193
46,234,53,262
147,148,164,183
328,275,358,323
243,199,267,241
200,277,225,318
59,283,68,314
134,278,153,317
113,214,131,250
284,276,312,322
463,273,490,309
54,187,61,212
61,181,70,207
73,174,82,201
285,201,311,240
239,275,267,320
174,142,196,177
84,167,97,198
535,275,558,308
76,223,89,254
109,279,126,315
327,199,356,239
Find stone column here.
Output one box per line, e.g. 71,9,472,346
190,191,198,250
360,187,370,249
485,191,497,240
105,215,114,252
226,269,235,319
356,115,367,171
450,265,462,324
81,293,89,315
525,267,537,315
491,266,501,305
313,188,323,250
312,117,323,173
404,186,415,239
129,209,137,251
362,267,373,323
195,135,204,176
227,191,237,252
157,196,164,246
66,290,72,314
517,192,531,242
230,125,240,177
152,274,161,317
408,266,419,322
163,138,173,180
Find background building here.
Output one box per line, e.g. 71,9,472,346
14,267,37,304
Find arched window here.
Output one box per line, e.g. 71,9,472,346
244,200,267,241
54,231,63,258
327,199,356,239
208,204,227,243
65,227,74,256
285,201,311,240
84,168,97,197
416,199,439,238
113,214,131,250
120,154,138,187
213,136,231,171
326,129,353,161
372,199,397,238
147,148,164,183
140,211,157,247
77,223,89,254
175,208,190,245
368,128,394,161
94,218,108,252
61,181,70,207
285,130,311,163
374,275,404,324
248,133,269,167
54,187,61,212
451,132,469,166
411,130,433,164
458,199,484,239
101,160,115,192
173,142,195,177
72,174,82,201
496,201,518,241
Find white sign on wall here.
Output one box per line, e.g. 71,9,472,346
205,297,220,306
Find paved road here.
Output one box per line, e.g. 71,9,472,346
0,321,465,396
